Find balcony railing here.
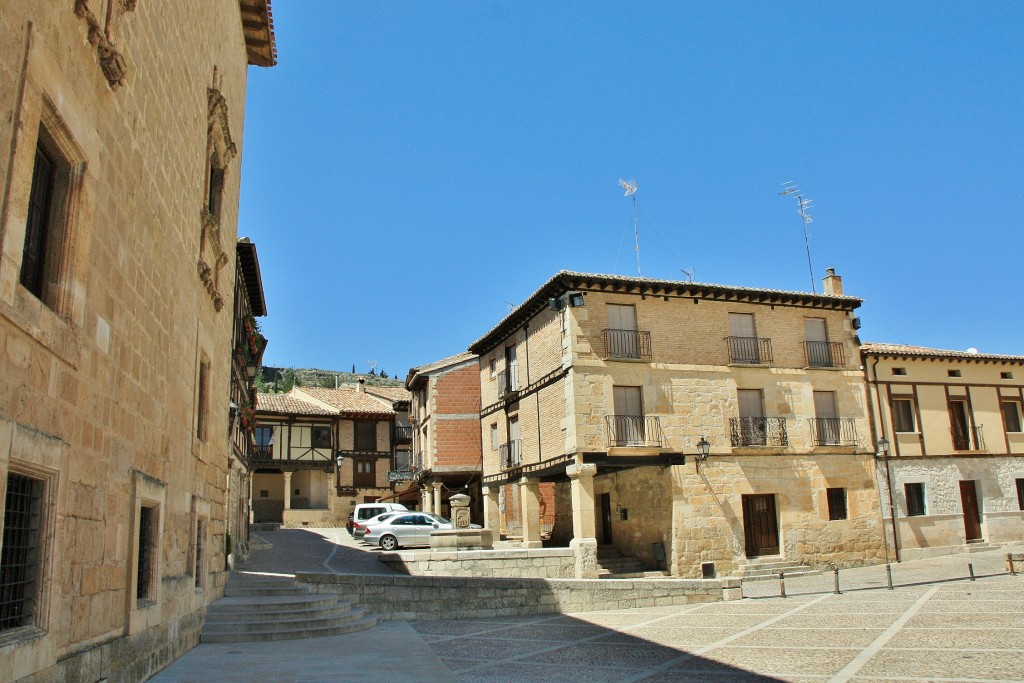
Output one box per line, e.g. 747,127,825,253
499,440,522,469
605,415,664,448
393,426,413,444
601,328,653,361
725,336,773,365
253,445,273,460
497,367,520,397
804,341,846,368
730,417,788,447
809,417,858,446
951,424,985,451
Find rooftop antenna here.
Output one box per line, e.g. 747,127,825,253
618,179,640,276
778,181,816,293
681,267,694,282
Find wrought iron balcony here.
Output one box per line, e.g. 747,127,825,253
804,341,846,368
253,445,273,460
951,424,985,451
725,336,773,365
605,415,664,448
809,417,858,446
497,367,520,398
499,439,522,469
730,417,788,447
393,425,413,444
601,328,653,361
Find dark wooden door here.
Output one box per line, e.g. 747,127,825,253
742,494,779,557
959,480,982,541
949,400,971,450
599,493,613,545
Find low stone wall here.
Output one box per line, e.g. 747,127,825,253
378,547,575,579
296,572,739,621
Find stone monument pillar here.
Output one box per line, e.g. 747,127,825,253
482,485,500,534
520,476,542,549
283,470,293,511
449,492,472,529
567,463,598,579
430,492,493,550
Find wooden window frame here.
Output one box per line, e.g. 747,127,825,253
1001,400,1022,434
1017,479,1024,512
826,487,848,521
311,425,332,449
354,421,377,452
891,398,917,433
353,459,375,488
905,483,926,517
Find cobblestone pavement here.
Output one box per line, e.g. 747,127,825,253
155,532,1024,682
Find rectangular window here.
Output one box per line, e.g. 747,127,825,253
948,369,961,378
354,422,376,451
311,425,331,449
1002,401,1022,433
489,358,496,378
1017,479,1024,511
490,423,498,450
137,505,156,602
20,141,57,299
892,367,907,376
354,460,375,487
193,518,206,589
905,483,926,517
196,359,210,441
826,487,847,521
1001,372,1013,380
892,398,917,433
1,473,44,632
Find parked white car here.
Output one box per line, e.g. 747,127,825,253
364,512,479,550
354,511,401,541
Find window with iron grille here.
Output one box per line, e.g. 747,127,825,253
826,487,847,521
905,483,926,517
355,422,376,452
311,425,331,449
1,473,44,632
193,518,206,589
137,505,155,602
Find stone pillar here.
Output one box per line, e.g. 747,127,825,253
421,486,430,513
282,471,293,511
432,482,443,517
482,485,500,533
449,493,471,529
519,476,542,549
568,463,599,578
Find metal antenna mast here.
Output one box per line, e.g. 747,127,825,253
778,181,816,293
619,179,640,275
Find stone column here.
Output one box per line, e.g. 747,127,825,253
482,485,500,533
420,486,430,513
567,463,598,578
519,476,542,549
432,482,443,517
282,471,293,511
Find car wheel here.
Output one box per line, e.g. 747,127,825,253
380,534,398,551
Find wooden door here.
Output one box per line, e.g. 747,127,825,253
612,386,645,445
949,400,970,450
606,304,638,357
742,494,779,557
959,480,982,541
737,389,765,445
729,313,759,363
813,391,839,445
599,493,613,544
804,318,831,366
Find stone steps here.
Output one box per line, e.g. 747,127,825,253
201,577,377,643
597,545,656,579
733,559,820,581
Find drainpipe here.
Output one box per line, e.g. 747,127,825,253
867,354,900,563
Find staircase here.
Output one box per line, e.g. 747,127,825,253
732,558,820,581
201,576,377,643
597,545,665,579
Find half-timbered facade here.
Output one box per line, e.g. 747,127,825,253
470,270,886,578
863,343,1024,560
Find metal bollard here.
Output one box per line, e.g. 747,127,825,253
968,563,976,581
779,570,786,598
833,566,841,594
886,563,894,590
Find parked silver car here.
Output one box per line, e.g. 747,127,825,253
365,512,465,550
353,511,401,540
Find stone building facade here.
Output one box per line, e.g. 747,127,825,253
470,270,886,578
0,2,275,680
252,385,401,527
405,352,483,519
863,343,1024,560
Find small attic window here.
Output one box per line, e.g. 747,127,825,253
892,367,907,376
1002,372,1014,380
948,369,961,378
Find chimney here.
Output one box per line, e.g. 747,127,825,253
357,377,366,393
822,268,843,296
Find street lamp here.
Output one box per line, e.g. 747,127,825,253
695,436,711,463
876,437,890,458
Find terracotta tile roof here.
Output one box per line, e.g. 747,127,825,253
469,270,861,354
861,342,1024,363
405,351,478,389
363,386,411,403
296,387,395,416
255,391,336,416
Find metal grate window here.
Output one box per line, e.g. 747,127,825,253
1,473,44,632
137,505,155,601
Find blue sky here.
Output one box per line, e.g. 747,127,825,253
239,2,1023,378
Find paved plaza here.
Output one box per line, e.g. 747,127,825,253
152,530,1024,682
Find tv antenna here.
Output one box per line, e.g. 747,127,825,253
681,267,694,282
778,181,816,293
618,179,640,275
